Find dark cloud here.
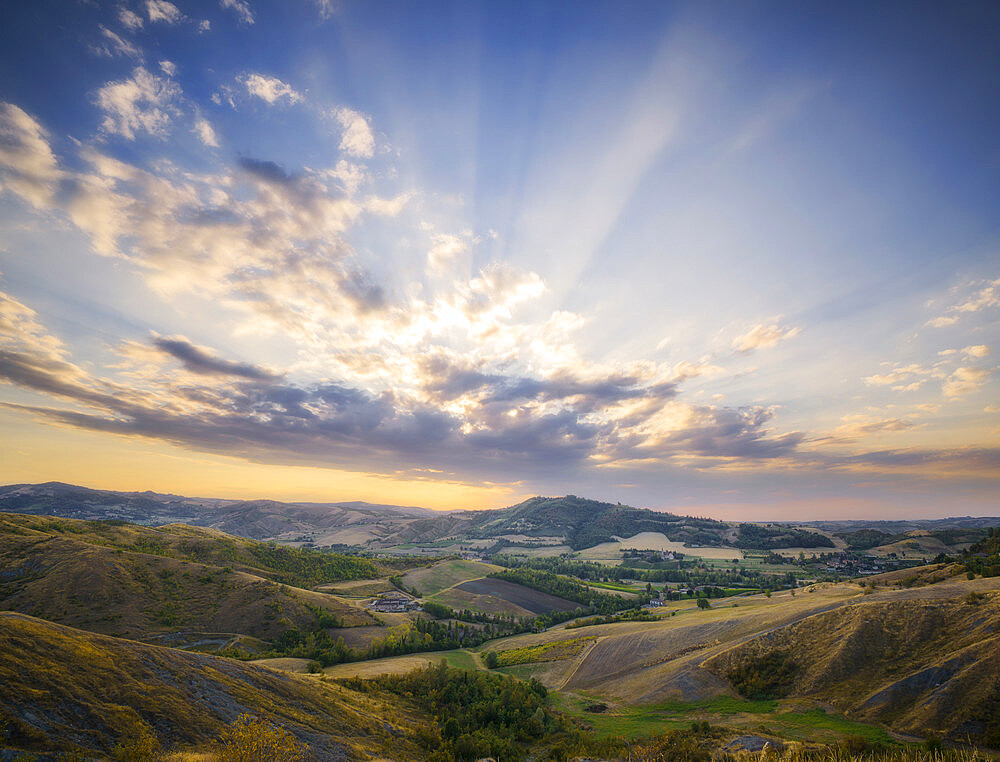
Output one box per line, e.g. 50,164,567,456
667,406,804,460
237,156,295,185
843,447,1000,470
152,336,280,380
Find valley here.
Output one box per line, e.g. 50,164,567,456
1,485,998,760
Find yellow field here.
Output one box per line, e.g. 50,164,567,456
321,653,446,678
574,532,745,562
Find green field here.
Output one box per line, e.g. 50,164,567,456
401,559,502,596
552,693,897,745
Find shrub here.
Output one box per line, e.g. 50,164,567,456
216,714,307,762
111,724,159,762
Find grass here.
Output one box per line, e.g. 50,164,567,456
552,691,897,746
401,559,501,596
0,612,432,760
773,708,897,744
585,580,641,593
493,636,595,667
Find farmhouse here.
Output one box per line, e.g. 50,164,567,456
368,592,420,613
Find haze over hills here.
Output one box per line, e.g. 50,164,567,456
2,483,995,554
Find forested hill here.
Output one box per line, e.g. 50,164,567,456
466,495,730,550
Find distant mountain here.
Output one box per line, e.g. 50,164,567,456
794,517,1000,533
0,482,434,545
461,495,732,550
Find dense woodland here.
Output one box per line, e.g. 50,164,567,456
339,664,554,761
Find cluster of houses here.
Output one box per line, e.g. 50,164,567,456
367,592,421,613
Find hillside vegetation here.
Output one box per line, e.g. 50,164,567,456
469,495,730,550
0,612,432,759
705,594,1000,745
0,513,378,644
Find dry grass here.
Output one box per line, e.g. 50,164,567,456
0,612,432,759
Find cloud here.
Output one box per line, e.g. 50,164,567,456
334,107,375,158
192,116,219,147
963,345,990,359
94,67,182,140
119,8,144,29
732,322,800,353
220,0,255,24
926,276,1000,326
863,364,927,387
942,366,990,397
842,447,1000,472
427,233,468,273
151,335,279,379
159,60,177,77
92,25,143,60
145,0,183,24
926,316,959,328
313,0,335,19
0,103,62,209
240,73,302,105
820,415,915,444
146,0,184,24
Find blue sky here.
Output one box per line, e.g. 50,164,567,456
0,0,997,517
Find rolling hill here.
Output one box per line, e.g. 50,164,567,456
0,513,381,648
704,593,1000,746
0,612,432,759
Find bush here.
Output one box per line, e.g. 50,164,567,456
216,714,307,762
111,724,159,762
484,650,498,668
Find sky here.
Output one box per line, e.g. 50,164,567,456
0,0,998,519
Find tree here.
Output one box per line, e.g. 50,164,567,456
484,650,499,668
696,597,710,610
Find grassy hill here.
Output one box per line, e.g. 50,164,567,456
0,612,432,759
705,592,1000,745
463,495,731,550
0,513,380,647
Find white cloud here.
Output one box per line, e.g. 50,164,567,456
943,366,990,397
428,233,468,273
365,193,411,217
963,345,990,359
192,116,219,147
926,315,959,328
94,67,182,140
732,322,800,353
240,73,302,105
220,0,255,24
334,107,375,158
314,0,335,19
145,0,183,24
119,8,144,29
92,25,142,59
198,19,211,32
159,60,177,77
0,103,62,209
927,277,1000,326
863,364,928,387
